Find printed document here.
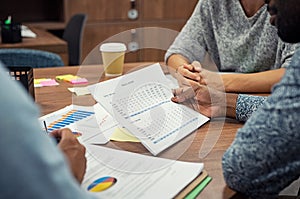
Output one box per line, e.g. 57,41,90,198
39,105,109,145
88,63,209,155
82,145,204,198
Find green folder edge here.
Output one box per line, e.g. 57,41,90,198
184,176,212,199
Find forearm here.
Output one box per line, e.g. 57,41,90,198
222,68,286,93
225,93,238,118
166,54,190,70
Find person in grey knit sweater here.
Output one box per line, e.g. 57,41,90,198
166,0,299,93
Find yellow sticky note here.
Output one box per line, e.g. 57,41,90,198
56,74,87,84
34,78,49,84
110,128,140,143
56,74,78,81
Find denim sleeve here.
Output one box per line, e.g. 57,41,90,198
0,66,96,199
236,94,267,122
222,52,300,198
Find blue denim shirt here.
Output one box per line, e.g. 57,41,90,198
236,94,267,122
0,64,95,199
222,49,300,198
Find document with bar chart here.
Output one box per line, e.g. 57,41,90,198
39,105,109,144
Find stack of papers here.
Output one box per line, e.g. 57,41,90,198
82,145,205,198
88,63,209,155
40,63,212,197
40,104,211,198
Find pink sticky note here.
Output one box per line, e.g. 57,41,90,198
70,78,88,84
40,79,59,87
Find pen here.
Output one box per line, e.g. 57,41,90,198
43,121,49,133
43,121,61,143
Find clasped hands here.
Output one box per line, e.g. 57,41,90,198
171,61,227,118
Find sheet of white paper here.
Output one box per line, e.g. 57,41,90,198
279,177,300,196
165,73,179,89
39,105,109,144
68,87,91,96
93,103,120,140
88,63,209,155
87,79,119,116
82,145,204,199
21,25,37,38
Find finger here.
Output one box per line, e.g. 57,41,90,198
171,94,189,103
49,130,64,143
191,61,202,72
59,128,77,142
49,128,73,138
189,80,202,91
172,87,183,96
49,129,61,137
172,86,195,103
182,63,194,71
178,67,200,81
193,85,208,99
172,87,185,102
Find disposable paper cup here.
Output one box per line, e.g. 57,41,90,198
100,43,127,77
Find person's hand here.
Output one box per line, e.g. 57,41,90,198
176,61,225,91
171,84,227,118
50,128,87,183
176,61,201,83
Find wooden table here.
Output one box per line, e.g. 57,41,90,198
0,26,68,64
34,63,244,199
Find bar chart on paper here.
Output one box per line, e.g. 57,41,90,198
39,105,109,144
46,109,94,132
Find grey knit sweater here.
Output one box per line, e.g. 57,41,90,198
165,0,299,72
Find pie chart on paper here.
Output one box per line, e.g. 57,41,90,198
87,176,117,192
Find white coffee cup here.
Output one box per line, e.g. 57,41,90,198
100,43,127,76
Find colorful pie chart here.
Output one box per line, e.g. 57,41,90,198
87,176,117,192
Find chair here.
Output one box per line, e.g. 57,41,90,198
62,14,87,66
0,48,64,68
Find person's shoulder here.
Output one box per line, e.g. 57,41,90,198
0,63,9,84
198,0,236,16
294,45,300,56
199,0,227,8
290,46,300,67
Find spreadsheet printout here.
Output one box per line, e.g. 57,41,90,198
88,63,209,155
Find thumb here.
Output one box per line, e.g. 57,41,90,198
172,86,195,103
